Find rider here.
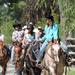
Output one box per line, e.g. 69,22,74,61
33,27,43,41
12,23,24,43
36,15,59,63
11,23,24,63
22,22,34,46
22,22,35,56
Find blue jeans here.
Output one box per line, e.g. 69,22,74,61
5,44,11,58
36,41,48,61
60,41,68,53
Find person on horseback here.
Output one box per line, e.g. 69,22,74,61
22,22,35,57
33,27,44,41
22,22,34,46
11,23,24,63
36,15,59,64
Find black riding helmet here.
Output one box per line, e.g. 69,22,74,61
27,22,34,30
46,15,54,23
13,23,22,29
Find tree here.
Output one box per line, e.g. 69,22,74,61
57,0,75,40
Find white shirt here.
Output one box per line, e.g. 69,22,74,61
0,34,4,41
23,29,34,44
12,30,18,41
12,30,24,42
17,30,24,42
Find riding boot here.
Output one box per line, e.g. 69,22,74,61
4,45,11,58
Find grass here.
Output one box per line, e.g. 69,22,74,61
66,67,75,75
68,69,75,75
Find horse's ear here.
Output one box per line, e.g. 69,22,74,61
0,41,4,46
20,43,22,46
58,38,61,44
18,42,22,47
45,44,51,53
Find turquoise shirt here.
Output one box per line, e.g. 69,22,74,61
25,33,34,42
41,23,58,42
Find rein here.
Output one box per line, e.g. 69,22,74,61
46,47,57,61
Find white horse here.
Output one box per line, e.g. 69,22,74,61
41,44,65,75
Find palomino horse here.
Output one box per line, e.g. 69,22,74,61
41,44,65,75
13,41,24,75
0,41,9,75
25,41,42,75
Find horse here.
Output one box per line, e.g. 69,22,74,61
24,41,42,75
41,43,66,75
0,41,9,75
13,41,24,75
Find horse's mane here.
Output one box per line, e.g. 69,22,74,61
13,41,22,47
45,44,52,53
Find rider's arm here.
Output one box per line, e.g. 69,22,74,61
46,24,58,45
40,25,47,42
12,31,18,42
52,24,59,44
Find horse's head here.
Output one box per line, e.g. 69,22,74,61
0,41,4,49
14,41,22,50
13,41,22,61
51,44,60,63
0,41,8,59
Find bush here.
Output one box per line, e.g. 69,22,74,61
1,16,13,44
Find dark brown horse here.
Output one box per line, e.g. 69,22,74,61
0,41,9,75
25,41,42,75
13,41,24,75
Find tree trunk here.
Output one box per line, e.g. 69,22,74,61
57,0,66,43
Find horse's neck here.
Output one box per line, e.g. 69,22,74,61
59,49,65,59
46,45,52,55
0,46,6,57
0,45,4,50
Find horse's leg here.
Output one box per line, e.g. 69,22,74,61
41,69,48,75
48,67,56,75
29,68,35,75
41,69,46,75
23,62,26,75
2,64,7,75
15,68,22,75
56,63,64,75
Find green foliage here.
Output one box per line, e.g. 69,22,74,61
1,16,13,44
68,67,75,75
36,18,46,27
58,0,75,37
17,1,26,9
0,0,26,44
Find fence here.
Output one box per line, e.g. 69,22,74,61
66,38,75,65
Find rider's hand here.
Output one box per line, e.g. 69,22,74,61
39,38,42,42
48,41,53,46
53,40,59,44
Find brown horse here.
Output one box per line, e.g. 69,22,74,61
41,44,65,75
0,41,9,75
13,41,24,75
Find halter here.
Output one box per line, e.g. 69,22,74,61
46,44,60,63
46,46,55,60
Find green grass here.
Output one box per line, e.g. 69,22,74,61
67,67,75,75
